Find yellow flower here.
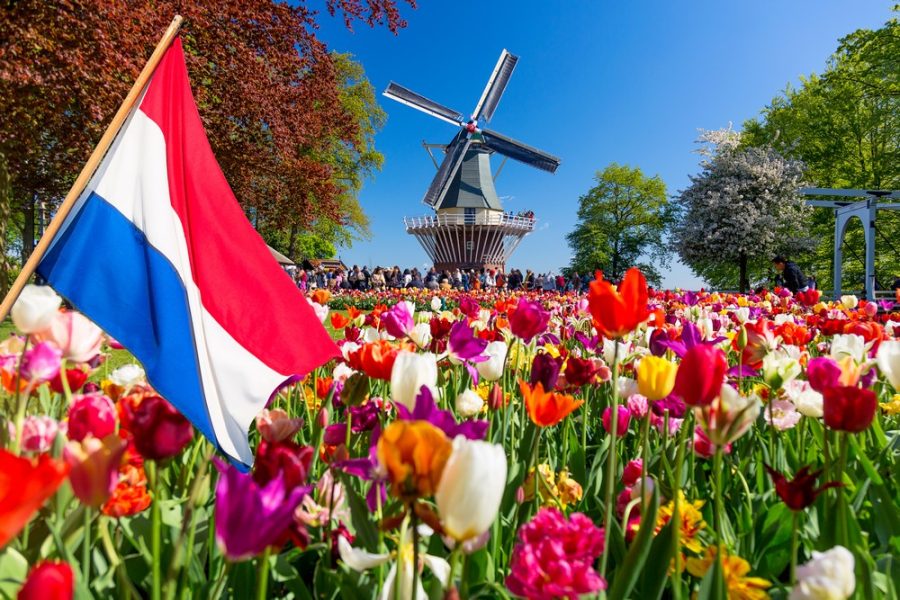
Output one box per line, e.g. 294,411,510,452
542,343,561,359
377,420,453,500
523,463,558,505
686,546,771,600
636,356,678,401
880,394,900,415
656,492,706,554
737,296,749,307
556,469,583,507
304,386,320,413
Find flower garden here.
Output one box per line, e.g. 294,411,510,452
3,270,900,599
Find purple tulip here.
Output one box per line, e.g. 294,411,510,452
213,459,309,561
382,302,414,339
448,321,488,363
332,425,387,511
20,342,62,383
397,386,488,440
530,352,562,391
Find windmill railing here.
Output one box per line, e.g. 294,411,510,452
404,213,536,230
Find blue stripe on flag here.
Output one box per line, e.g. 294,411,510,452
37,192,217,451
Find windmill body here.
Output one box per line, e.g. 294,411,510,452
385,50,560,272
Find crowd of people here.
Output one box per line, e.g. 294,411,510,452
290,265,588,293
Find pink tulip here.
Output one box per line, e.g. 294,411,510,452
20,416,61,453
20,342,62,383
256,408,303,443
509,298,550,343
602,405,631,437
34,311,103,363
64,434,126,507
67,393,117,442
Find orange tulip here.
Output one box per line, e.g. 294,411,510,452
315,376,335,399
377,420,453,500
587,268,650,339
347,340,403,381
519,381,584,427
346,306,363,321
0,450,69,549
310,289,331,305
330,313,351,330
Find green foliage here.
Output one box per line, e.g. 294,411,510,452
742,10,900,291
566,163,672,287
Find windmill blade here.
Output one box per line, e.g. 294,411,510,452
383,82,465,126
473,50,518,123
480,128,560,173
423,132,471,207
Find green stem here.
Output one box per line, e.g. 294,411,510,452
411,511,420,600
11,337,30,454
210,562,233,600
255,547,272,600
598,342,620,577
82,507,92,584
836,432,849,547
148,461,162,600
670,416,690,600
790,510,799,584
713,446,726,598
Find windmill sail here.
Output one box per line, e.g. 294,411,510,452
480,128,561,173
383,82,464,126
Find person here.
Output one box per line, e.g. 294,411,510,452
893,276,900,302
772,256,810,293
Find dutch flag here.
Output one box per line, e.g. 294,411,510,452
36,38,340,468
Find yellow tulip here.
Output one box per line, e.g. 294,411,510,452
636,356,678,400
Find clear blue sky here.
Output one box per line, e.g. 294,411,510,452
314,1,893,289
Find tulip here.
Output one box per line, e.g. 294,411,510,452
692,425,731,458
382,301,415,339
124,393,194,461
11,285,61,334
762,350,802,390
563,356,598,388
408,322,433,349
253,440,314,491
67,393,117,442
636,356,677,401
435,436,507,541
33,311,102,363
19,415,60,453
602,405,631,437
63,434,126,507
390,351,438,411
308,299,328,323
17,560,74,600
876,340,900,390
509,298,550,342
0,450,69,549
695,384,760,446
807,356,841,393
520,381,584,427
823,386,877,433
49,367,89,394
447,321,488,364
790,546,855,600
19,342,62,383
764,465,841,511
672,344,727,407
455,388,484,418
214,459,309,561
530,351,563,391
829,334,867,364
622,459,643,486
255,408,303,443
348,340,402,381
476,341,507,381
839,295,858,310
377,420,452,500
108,364,146,388
587,268,649,339
784,380,824,418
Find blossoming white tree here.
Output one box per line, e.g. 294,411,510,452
672,128,814,291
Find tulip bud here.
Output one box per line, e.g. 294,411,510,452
11,285,61,334
18,560,73,600
488,383,505,411
317,406,329,428
737,325,748,350
515,486,525,504
64,434,126,507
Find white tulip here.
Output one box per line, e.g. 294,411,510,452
109,364,145,387
430,296,442,312
455,388,484,418
363,327,381,344
762,350,802,389
476,341,507,382
390,351,437,411
408,322,432,349
840,295,858,310
11,284,61,334
784,380,823,418
830,334,868,363
435,436,506,542
337,535,390,571
876,340,900,390
308,299,328,323
790,545,855,600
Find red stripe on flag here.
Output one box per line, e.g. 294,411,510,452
139,38,339,376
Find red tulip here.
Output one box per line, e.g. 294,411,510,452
764,464,841,511
18,560,73,600
124,394,194,461
823,386,877,432
806,357,841,393
67,393,117,442
563,356,598,388
587,269,649,339
509,298,550,343
49,367,90,394
672,344,727,407
253,440,314,491
0,451,69,549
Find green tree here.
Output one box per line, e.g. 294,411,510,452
566,163,671,287
742,10,899,291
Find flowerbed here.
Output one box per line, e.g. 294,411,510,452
2,272,899,599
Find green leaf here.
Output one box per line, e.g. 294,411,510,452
696,550,727,600
608,483,661,600
638,519,675,600
0,547,28,598
344,475,379,552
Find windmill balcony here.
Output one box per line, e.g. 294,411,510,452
404,212,536,232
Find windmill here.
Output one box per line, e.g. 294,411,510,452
384,50,561,273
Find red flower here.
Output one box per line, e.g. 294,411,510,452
0,451,69,549
66,393,117,442
347,340,402,381
509,298,550,343
253,440,314,491
563,356,598,388
18,560,73,600
124,393,194,461
738,320,777,369
587,268,649,339
49,367,89,394
765,464,841,511
823,386,877,432
672,345,727,407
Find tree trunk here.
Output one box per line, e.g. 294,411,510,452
739,253,748,293
0,154,10,297
22,194,35,264
287,224,298,261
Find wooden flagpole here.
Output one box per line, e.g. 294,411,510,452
0,15,184,322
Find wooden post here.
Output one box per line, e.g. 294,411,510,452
0,15,184,322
